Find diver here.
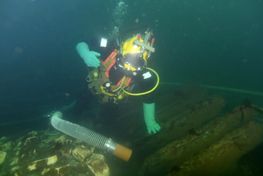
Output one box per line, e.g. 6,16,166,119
75,30,161,135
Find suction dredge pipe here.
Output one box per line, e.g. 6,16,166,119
50,111,132,161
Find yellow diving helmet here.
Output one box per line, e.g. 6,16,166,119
118,31,155,76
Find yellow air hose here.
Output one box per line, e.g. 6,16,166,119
122,67,160,96
100,67,160,97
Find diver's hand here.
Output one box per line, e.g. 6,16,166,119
76,42,101,68
146,119,161,135
143,103,161,135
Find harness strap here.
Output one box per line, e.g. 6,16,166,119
88,49,133,103
116,77,132,87
102,49,118,78
102,49,132,89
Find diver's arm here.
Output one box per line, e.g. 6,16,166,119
142,77,161,135
136,69,161,134
76,42,101,68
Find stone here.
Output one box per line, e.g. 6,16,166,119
71,145,94,162
87,153,110,176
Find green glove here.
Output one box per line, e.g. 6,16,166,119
143,103,161,134
76,42,101,68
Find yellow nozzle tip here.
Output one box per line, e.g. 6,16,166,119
113,144,133,161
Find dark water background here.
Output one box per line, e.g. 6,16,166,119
0,0,263,130
0,0,263,175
